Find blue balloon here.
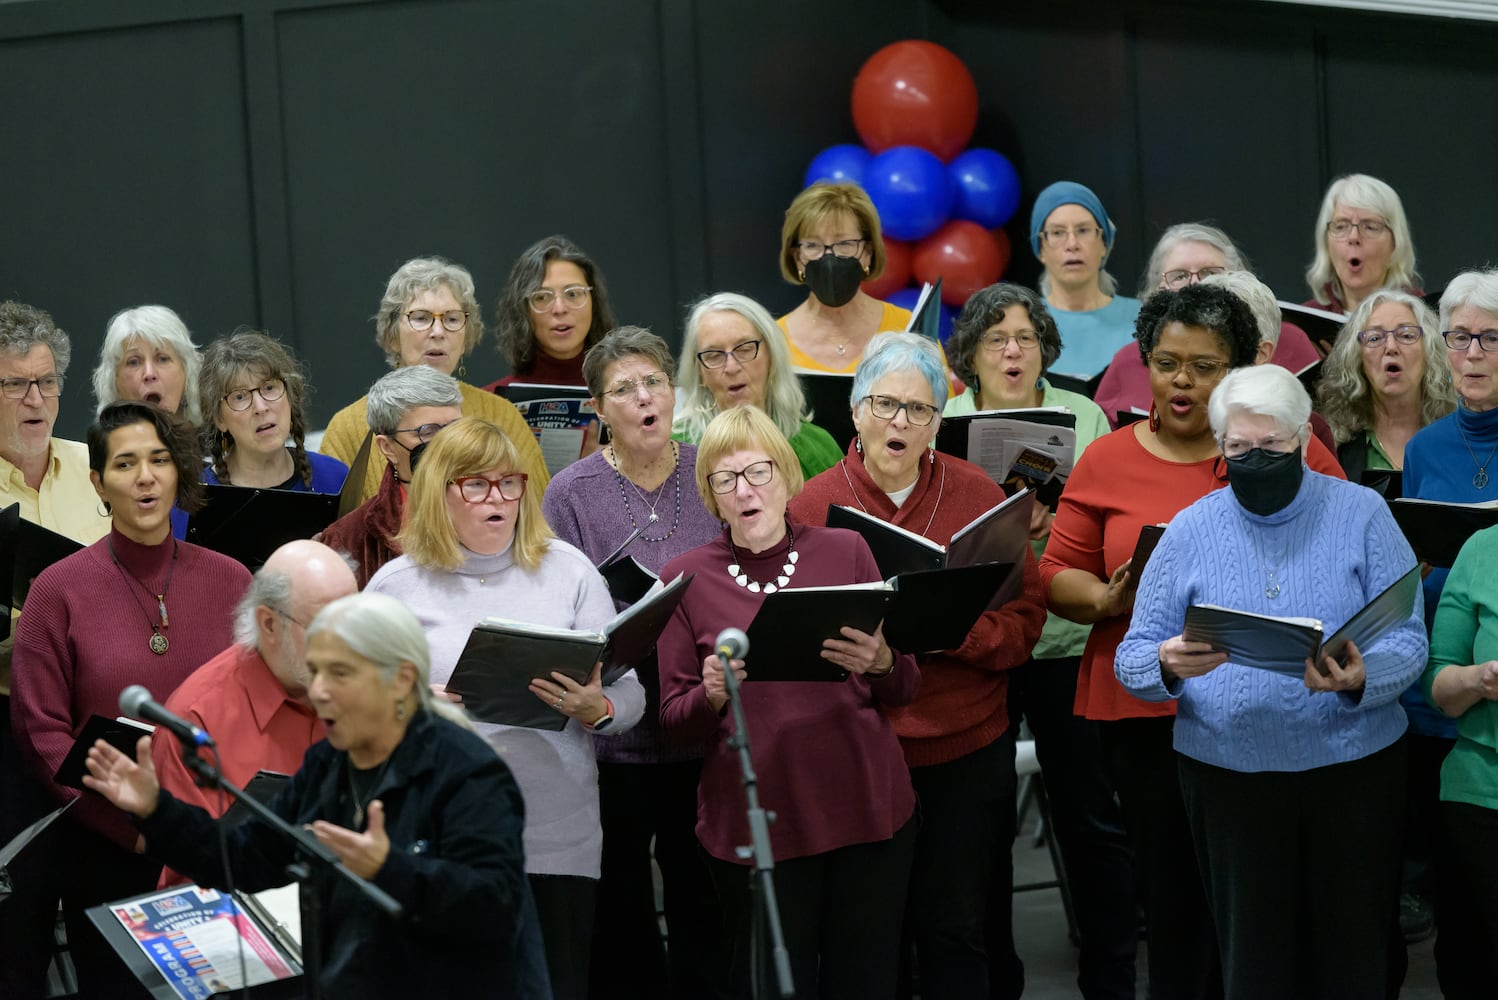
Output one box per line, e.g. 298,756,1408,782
950,148,1022,229
864,146,954,242
803,144,873,188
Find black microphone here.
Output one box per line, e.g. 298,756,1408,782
715,628,749,660
119,685,214,748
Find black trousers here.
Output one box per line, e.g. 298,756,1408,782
1099,716,1223,1000
0,693,59,1000
708,817,917,1000
1433,800,1498,999
530,873,598,1000
1003,656,1137,1000
588,758,722,1000
1179,739,1406,1000
904,731,1017,1000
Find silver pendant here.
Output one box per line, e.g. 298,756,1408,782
1476,470,1490,490
1265,581,1281,600
149,631,169,655
648,511,659,523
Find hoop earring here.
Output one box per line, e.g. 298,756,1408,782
1148,401,1162,434
98,500,112,517
395,701,407,722
456,361,467,379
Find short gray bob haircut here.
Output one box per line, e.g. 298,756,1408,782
365,365,463,435
1202,270,1281,347
0,301,72,374
581,326,675,400
373,257,485,369
1207,364,1312,448
1438,268,1498,332
1304,174,1419,309
94,305,204,424
1138,222,1247,299
851,332,949,412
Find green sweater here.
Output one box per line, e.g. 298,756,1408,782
674,418,841,482
944,381,1112,659
1424,524,1498,811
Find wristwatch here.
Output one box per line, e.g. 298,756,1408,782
586,697,616,732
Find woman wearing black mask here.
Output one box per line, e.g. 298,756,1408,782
776,182,912,373
1114,362,1424,999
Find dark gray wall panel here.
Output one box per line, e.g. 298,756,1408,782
0,17,256,440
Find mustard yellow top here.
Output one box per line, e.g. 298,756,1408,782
778,301,914,374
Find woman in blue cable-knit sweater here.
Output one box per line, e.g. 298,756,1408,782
1116,364,1427,1000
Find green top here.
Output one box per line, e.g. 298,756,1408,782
674,418,841,482
1423,524,1498,810
1364,430,1396,471
944,381,1112,659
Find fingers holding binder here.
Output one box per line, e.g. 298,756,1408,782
1305,641,1366,694
822,624,895,677
702,653,745,713
528,663,608,722
1158,635,1228,682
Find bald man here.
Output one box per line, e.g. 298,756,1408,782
149,540,358,882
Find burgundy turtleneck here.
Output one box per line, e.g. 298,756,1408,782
10,527,251,848
484,348,587,391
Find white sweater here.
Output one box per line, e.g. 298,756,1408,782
367,540,644,877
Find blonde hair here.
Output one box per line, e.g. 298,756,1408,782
396,417,551,571
780,182,887,285
694,405,804,521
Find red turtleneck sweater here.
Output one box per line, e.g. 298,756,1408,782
483,349,587,391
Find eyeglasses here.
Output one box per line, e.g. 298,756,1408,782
405,309,469,333
1442,329,1498,353
1147,354,1232,381
1160,267,1226,290
275,607,311,630
603,372,672,401
222,378,287,411
707,460,776,495
979,331,1039,352
527,285,592,312
1221,434,1300,459
452,473,528,503
391,419,457,444
795,238,866,260
0,375,63,399
1326,219,1389,240
697,339,761,369
1038,224,1100,246
1357,325,1422,349
863,393,939,426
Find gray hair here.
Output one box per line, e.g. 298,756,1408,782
945,283,1062,388
1208,364,1313,448
94,305,203,423
1202,270,1282,347
307,592,473,731
373,257,485,369
1316,289,1453,444
365,365,463,435
0,301,71,375
673,292,810,443
1304,174,1420,308
851,332,949,411
580,326,675,399
232,569,294,648
1139,223,1247,299
1438,268,1498,332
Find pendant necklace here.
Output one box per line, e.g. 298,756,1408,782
838,456,944,539
1456,422,1498,490
727,520,797,594
347,755,394,828
611,442,681,541
1247,523,1288,600
109,538,178,654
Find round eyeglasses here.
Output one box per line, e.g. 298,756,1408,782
527,285,592,312
391,420,457,444
222,379,287,412
452,473,528,503
405,309,468,333
707,460,776,495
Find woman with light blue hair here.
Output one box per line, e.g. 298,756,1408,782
790,331,1048,996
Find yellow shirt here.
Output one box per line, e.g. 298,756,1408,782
318,380,551,505
779,301,914,374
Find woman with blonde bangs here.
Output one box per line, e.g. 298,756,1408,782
775,182,912,372
365,416,644,1000
1303,174,1422,315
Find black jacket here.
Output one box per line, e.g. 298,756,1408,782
138,710,551,998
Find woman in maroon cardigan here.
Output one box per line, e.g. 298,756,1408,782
9,401,251,999
656,404,918,999
789,331,1047,997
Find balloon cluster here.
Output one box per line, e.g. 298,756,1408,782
802,41,1021,335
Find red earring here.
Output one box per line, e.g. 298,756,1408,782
1148,401,1162,433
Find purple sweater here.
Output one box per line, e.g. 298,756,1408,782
541,445,722,764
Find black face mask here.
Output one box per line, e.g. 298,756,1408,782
803,254,865,308
1224,447,1304,516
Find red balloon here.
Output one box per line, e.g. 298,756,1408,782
862,239,912,300
851,41,979,162
913,221,1005,307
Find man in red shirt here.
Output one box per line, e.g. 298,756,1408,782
150,539,357,885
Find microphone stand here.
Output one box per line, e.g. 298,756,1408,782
182,749,404,1000
719,648,795,999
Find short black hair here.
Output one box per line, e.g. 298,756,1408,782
87,400,206,513
1135,284,1261,368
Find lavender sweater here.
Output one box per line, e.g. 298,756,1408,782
366,541,645,878
1116,471,1426,772
541,446,721,765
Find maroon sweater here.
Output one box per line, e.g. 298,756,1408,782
791,448,1046,768
321,463,404,589
658,524,918,864
10,529,251,848
483,350,586,392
